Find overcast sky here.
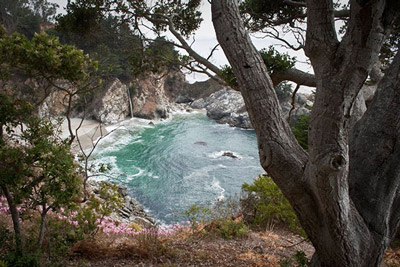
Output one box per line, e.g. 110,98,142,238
50,0,312,91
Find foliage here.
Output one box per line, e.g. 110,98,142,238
0,32,98,83
219,65,237,88
55,0,102,36
241,175,304,236
2,251,41,267
293,250,309,266
151,0,203,37
183,198,247,240
291,114,309,150
0,93,82,254
220,46,296,87
260,46,296,75
275,81,293,101
206,218,248,240
55,1,187,80
54,13,139,81
240,0,306,31
280,250,310,267
0,29,98,259
184,204,210,231
0,0,58,38
130,37,181,77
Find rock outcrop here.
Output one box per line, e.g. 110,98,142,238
191,87,252,128
86,79,130,124
191,87,313,129
131,73,173,119
165,76,222,103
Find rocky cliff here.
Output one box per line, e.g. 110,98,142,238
37,71,314,129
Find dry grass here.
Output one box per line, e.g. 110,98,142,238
65,226,314,267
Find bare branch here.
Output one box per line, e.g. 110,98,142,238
288,84,301,123
207,44,220,61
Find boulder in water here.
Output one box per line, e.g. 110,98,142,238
222,151,239,159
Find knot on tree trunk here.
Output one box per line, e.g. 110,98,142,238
330,154,346,170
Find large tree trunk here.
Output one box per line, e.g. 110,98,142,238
211,0,400,266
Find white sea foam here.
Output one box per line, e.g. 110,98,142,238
183,165,216,180
131,168,144,177
88,156,122,181
214,180,225,199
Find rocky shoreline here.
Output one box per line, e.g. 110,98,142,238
87,180,156,228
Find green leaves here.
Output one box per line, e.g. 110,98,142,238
130,37,181,77
240,0,306,31
220,47,296,88
242,175,304,236
260,46,296,75
0,32,98,83
152,0,203,37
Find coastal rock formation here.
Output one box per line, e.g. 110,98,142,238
131,73,172,119
191,87,314,129
191,87,252,128
87,79,130,124
37,72,314,129
165,76,222,103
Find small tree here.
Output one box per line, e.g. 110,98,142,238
0,30,98,257
0,98,81,252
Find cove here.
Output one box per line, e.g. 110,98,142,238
91,112,264,224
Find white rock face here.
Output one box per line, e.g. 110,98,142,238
131,73,171,119
191,87,252,128
94,79,130,124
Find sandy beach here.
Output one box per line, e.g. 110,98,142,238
60,118,111,153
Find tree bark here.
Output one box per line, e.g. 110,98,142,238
1,185,23,257
212,0,400,266
270,68,316,87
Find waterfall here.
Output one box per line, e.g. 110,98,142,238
127,86,134,118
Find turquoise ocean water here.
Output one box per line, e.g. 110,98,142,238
91,112,264,224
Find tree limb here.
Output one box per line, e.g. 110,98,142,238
349,50,400,238
305,0,339,61
271,68,316,87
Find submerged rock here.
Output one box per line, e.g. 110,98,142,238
194,141,207,146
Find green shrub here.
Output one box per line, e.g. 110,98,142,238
184,204,210,231
210,218,248,240
241,175,304,236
